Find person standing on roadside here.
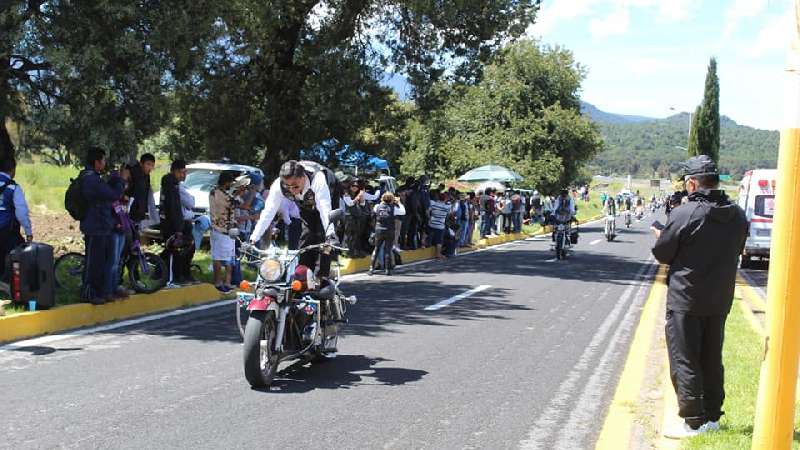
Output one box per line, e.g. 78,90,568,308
0,158,32,281
652,155,748,439
160,160,195,285
126,153,155,229
80,147,125,304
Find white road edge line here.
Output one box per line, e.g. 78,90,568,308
589,238,603,246
424,285,492,311
0,299,237,352
519,256,656,450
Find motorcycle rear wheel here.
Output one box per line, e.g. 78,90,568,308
243,311,278,388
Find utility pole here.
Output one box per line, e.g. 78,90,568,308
751,2,800,448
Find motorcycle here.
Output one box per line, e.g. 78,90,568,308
553,215,575,260
604,213,616,242
236,242,357,388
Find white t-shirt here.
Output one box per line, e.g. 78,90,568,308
251,172,333,242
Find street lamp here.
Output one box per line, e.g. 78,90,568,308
670,106,692,139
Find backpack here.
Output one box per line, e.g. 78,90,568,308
375,202,395,230
0,179,17,229
65,170,89,221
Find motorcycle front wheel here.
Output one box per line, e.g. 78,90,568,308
243,311,278,388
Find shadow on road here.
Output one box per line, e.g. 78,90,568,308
257,354,428,394
7,346,84,356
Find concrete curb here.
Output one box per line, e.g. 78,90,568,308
1,214,603,344
0,284,222,344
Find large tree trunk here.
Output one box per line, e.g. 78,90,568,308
0,116,14,162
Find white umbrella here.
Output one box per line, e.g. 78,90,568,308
475,180,506,194
458,165,523,183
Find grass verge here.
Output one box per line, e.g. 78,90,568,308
681,298,800,449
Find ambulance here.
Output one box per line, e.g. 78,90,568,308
737,169,777,268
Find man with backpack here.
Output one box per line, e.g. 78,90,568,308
0,158,33,281
69,147,125,304
369,192,405,276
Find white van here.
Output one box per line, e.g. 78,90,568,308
737,169,777,268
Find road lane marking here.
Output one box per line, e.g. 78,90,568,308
595,264,665,450
424,285,491,311
590,239,603,246
520,257,656,450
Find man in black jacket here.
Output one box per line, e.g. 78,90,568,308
160,160,194,285
652,155,748,438
126,153,155,226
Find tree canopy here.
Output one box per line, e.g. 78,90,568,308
400,41,604,193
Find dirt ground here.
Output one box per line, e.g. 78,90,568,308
30,206,84,255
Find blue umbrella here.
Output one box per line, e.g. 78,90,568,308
458,165,523,183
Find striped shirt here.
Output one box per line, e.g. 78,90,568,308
428,200,450,230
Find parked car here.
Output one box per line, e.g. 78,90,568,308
143,161,264,242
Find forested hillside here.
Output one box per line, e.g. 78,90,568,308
582,103,779,178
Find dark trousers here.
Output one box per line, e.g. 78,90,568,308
370,230,394,272
288,217,302,250
297,219,330,279
665,310,727,428
161,221,195,283
403,214,419,249
83,234,113,302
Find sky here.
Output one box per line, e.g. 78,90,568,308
526,0,795,130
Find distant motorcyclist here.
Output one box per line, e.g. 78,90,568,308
552,189,576,223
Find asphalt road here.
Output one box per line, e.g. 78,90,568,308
1,213,661,450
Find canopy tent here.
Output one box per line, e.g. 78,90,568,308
458,165,523,183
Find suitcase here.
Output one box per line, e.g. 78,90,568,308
9,242,55,310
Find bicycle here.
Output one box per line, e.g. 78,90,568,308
54,239,168,297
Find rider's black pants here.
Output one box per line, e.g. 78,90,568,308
665,310,727,428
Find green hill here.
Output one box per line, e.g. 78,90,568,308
582,103,779,179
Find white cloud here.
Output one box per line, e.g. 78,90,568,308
589,8,630,38
720,0,771,44
744,11,794,58
527,0,695,38
658,0,694,23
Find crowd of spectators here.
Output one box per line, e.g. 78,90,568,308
72,151,578,299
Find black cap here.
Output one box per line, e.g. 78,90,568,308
682,155,718,177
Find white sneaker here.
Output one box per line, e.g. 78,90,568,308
704,421,720,431
664,422,710,439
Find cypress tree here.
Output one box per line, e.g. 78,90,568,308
697,57,720,163
687,105,702,157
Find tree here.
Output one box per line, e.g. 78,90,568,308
168,0,542,175
687,105,702,157
1,1,207,164
696,57,720,163
400,40,604,192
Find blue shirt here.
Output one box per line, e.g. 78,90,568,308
0,172,32,236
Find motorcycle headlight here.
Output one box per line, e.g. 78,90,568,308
259,259,283,282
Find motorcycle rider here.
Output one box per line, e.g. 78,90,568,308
552,189,576,222
604,195,617,237
551,189,576,241
250,160,337,278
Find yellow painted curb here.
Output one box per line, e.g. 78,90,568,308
736,274,767,312
0,283,222,344
596,265,667,450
